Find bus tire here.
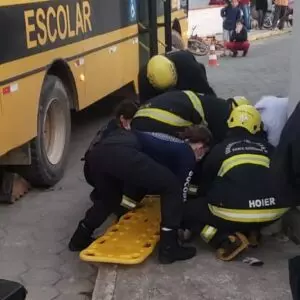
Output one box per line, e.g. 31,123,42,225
17,75,71,187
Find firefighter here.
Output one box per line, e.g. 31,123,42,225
181,105,291,261
132,90,251,144
138,50,216,103
227,95,251,108
83,100,139,198
68,106,212,264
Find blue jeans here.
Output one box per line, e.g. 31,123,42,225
241,4,251,30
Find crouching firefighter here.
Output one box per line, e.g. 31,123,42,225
138,50,216,103
133,90,251,144
68,104,212,264
182,105,291,261
81,100,139,213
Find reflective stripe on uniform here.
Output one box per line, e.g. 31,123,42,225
121,196,137,209
208,204,290,223
200,225,218,242
134,91,207,127
134,108,193,127
217,154,270,177
183,91,207,125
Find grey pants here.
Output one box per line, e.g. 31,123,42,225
272,5,288,29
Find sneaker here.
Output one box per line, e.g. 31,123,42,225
158,229,196,264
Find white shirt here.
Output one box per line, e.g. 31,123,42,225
255,96,289,147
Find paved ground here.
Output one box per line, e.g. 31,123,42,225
197,33,292,102
0,34,295,300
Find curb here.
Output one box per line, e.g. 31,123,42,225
248,28,292,42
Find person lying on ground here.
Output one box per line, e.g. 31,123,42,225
138,51,216,103
181,105,291,261
69,100,212,264
226,20,250,57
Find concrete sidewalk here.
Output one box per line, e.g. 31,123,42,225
92,237,299,300
248,28,292,42
214,28,292,43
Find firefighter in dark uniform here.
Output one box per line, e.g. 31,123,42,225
68,100,212,264
132,90,251,144
182,105,291,261
138,50,216,103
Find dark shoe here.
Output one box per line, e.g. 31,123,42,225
68,221,95,252
243,50,248,57
158,229,196,264
246,230,261,248
216,232,249,261
232,51,238,57
113,206,129,220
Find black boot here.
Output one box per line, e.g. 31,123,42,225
68,221,95,252
158,229,196,264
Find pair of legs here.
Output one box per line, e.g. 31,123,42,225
226,41,250,57
222,30,232,56
272,5,288,30
240,4,251,31
257,9,267,29
70,142,195,263
182,197,272,259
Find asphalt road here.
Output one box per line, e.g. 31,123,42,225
0,34,294,300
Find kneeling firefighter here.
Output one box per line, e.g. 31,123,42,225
138,50,216,103
69,100,212,264
133,91,251,144
182,105,291,261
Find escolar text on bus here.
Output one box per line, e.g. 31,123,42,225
24,1,92,49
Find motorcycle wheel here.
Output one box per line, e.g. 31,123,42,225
187,39,209,56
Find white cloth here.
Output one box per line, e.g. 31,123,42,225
255,96,289,147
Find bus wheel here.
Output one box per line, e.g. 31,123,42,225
18,75,71,187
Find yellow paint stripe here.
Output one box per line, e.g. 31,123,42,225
1,10,188,82
1,0,49,5
1,25,138,81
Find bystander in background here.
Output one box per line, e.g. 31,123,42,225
221,0,242,55
226,20,250,56
239,0,251,31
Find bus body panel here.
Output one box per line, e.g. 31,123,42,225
0,72,45,156
83,25,139,109
0,0,188,158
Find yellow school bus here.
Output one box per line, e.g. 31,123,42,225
0,0,189,187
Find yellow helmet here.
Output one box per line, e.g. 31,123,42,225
147,55,178,90
227,104,262,134
230,96,251,109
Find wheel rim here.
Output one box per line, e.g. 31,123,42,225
42,98,67,165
